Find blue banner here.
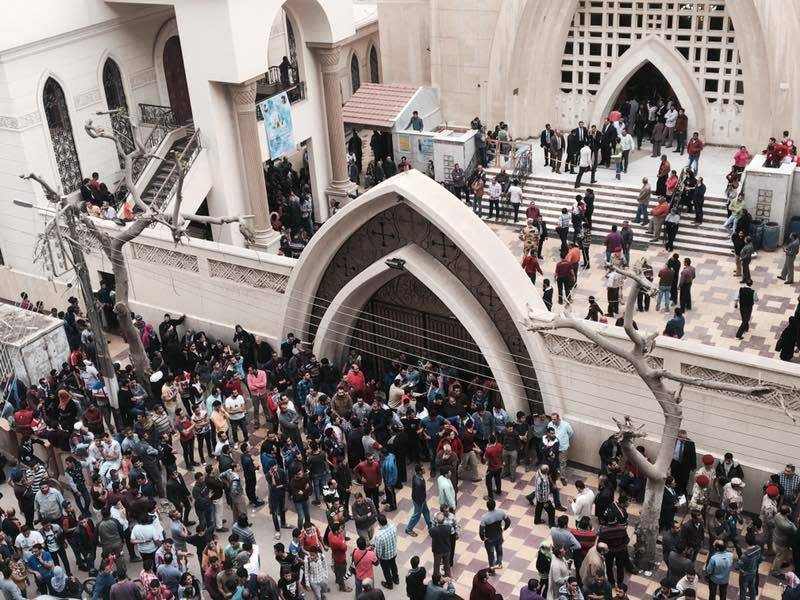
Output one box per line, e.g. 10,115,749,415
259,92,295,159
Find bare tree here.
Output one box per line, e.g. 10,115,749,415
524,258,771,569
22,109,253,385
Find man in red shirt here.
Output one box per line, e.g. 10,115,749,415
555,257,575,305
522,251,543,285
325,522,351,592
354,455,382,508
484,435,503,500
686,132,704,174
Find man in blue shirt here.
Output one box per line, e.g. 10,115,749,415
547,413,574,485
26,543,54,594
421,413,445,473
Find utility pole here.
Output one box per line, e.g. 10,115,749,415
61,201,119,409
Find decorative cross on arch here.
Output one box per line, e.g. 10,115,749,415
370,220,397,248
479,284,500,309
429,231,457,259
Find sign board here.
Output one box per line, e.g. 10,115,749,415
258,92,295,159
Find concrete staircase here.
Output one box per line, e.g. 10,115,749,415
140,126,194,206
484,168,732,255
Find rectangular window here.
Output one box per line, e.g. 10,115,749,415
677,47,689,60
590,12,603,26
706,48,721,62
704,79,719,93
678,15,692,29
561,71,573,84
589,72,601,85
726,49,733,63
723,80,730,94
736,80,744,95
590,43,602,56
709,16,724,30
695,48,701,62
619,13,632,27
607,13,614,26
564,42,574,54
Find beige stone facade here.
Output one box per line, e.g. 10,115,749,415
377,0,800,148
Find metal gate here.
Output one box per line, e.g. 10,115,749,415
350,300,490,382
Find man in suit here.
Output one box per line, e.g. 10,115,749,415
540,124,554,167
572,121,589,147
587,125,602,184
549,129,565,174
600,119,616,167
565,131,579,175
670,430,696,497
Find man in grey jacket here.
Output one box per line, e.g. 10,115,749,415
34,483,64,523
779,232,800,284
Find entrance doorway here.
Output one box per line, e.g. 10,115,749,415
612,61,679,110
163,36,193,124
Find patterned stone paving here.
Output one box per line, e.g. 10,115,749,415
490,222,800,360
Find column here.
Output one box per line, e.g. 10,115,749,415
315,46,357,207
229,79,279,249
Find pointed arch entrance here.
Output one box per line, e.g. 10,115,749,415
162,36,193,124
283,171,557,415
589,37,706,136
42,77,82,193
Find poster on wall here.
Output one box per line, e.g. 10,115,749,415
418,137,434,158
258,92,295,159
398,134,412,153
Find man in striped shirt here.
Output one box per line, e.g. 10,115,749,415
303,547,330,600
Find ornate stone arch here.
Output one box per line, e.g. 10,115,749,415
37,72,83,194
282,170,559,415
152,17,179,107
589,36,707,137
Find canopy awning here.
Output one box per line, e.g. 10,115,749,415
341,83,420,129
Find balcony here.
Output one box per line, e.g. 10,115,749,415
256,62,306,120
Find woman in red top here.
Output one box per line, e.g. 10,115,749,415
666,169,679,196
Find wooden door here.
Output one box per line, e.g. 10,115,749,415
163,36,193,124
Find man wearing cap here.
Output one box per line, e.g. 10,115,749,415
687,475,711,518
670,430,697,498
721,477,745,512
761,484,780,555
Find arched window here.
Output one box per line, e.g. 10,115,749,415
102,58,134,159
286,16,297,65
369,45,380,84
43,77,82,193
351,53,361,94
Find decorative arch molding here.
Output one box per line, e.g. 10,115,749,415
282,170,560,415
313,243,528,410
96,50,131,111
152,17,179,107
589,36,707,136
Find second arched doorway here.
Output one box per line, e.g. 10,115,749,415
163,36,193,124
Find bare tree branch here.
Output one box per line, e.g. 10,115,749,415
19,173,61,203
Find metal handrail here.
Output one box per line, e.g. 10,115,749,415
139,104,176,127
149,129,203,212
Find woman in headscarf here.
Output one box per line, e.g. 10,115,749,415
470,569,501,600
48,565,81,597
547,545,574,600
537,541,553,598
233,324,256,371
776,317,799,362
56,389,78,431
782,572,800,600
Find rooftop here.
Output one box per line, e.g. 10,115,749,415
0,303,62,347
342,83,419,129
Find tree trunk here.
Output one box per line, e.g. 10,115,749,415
628,384,682,570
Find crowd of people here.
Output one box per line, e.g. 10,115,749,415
2,286,800,600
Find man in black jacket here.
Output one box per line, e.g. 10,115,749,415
670,430,697,497
267,462,290,539
239,443,265,507
540,124,554,167
405,555,427,600
405,465,432,537
166,470,194,525
429,513,452,578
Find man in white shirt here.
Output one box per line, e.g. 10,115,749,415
619,129,634,173
15,527,44,560
570,480,596,520
664,103,678,147
224,390,248,446
574,143,592,189
508,179,523,224
487,178,502,220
